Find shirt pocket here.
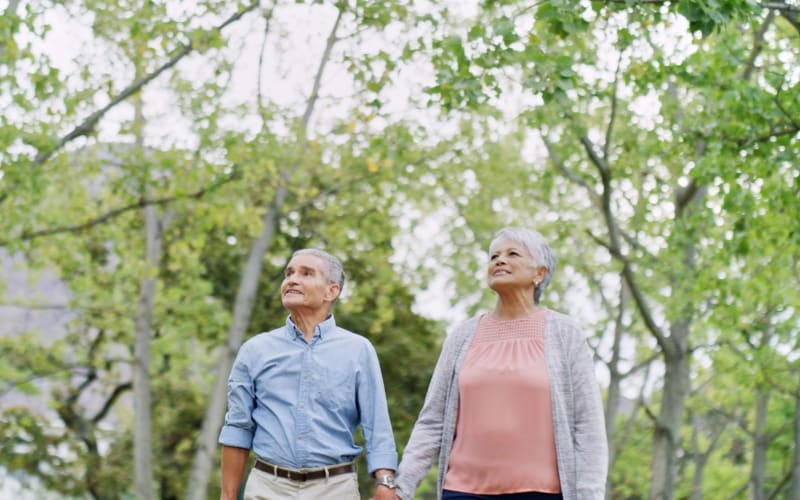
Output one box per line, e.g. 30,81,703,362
319,365,356,412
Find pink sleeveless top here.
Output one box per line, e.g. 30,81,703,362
443,311,561,494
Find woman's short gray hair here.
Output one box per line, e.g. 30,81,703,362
489,227,556,304
292,248,345,301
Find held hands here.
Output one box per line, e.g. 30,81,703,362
371,486,400,500
371,470,399,500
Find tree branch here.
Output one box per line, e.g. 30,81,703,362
580,134,610,180
774,88,800,130
675,178,699,217
540,130,601,207
620,351,660,378
603,0,800,12
743,10,776,82
91,382,133,423
586,229,670,348
604,50,624,163
581,130,671,350
0,172,237,246
256,7,275,123
301,7,343,129
768,2,800,14
780,8,800,34
29,1,260,168
766,469,793,500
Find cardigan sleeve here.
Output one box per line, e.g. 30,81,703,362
395,320,473,499
569,323,609,499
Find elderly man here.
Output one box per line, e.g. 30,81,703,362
219,249,398,500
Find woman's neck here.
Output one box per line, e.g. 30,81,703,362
493,292,541,320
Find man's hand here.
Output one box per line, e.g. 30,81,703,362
371,469,398,500
371,486,399,500
220,446,249,500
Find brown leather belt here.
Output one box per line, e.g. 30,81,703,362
254,460,354,482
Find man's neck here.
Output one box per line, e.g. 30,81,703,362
290,310,330,342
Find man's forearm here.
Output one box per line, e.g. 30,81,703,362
220,445,250,500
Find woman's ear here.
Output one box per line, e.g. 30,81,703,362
535,265,547,285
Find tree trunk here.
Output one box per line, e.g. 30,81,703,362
687,410,724,500
649,329,691,500
132,80,159,499
790,387,800,499
133,195,162,500
604,277,628,499
748,389,771,500
184,187,287,500
183,9,342,499
689,421,707,500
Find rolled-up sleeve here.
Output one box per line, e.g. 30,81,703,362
358,342,398,473
218,345,256,449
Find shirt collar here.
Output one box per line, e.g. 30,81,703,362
285,314,337,340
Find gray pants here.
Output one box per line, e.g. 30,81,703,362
243,466,360,500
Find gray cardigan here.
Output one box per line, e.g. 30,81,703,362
396,311,608,500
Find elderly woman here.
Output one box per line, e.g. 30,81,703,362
393,227,607,500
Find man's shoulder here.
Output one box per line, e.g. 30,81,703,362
242,326,287,347
330,326,372,347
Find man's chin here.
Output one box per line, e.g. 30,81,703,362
282,298,301,309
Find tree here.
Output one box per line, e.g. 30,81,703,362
2,2,447,499
408,1,799,498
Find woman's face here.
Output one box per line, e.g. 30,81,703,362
487,239,545,293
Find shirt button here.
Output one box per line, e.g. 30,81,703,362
298,435,303,440
303,373,309,379
298,403,304,409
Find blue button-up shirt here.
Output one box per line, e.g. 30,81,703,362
218,315,397,473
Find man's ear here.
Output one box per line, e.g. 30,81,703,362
324,283,341,302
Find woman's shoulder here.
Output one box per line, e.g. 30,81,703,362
545,309,588,340
441,314,481,347
451,314,483,336
545,308,578,325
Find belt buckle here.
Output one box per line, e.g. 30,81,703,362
288,470,307,481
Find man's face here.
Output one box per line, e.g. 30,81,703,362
280,254,339,313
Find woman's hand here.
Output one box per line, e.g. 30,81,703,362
371,486,400,500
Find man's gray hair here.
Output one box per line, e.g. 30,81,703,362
489,227,557,304
292,248,345,300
